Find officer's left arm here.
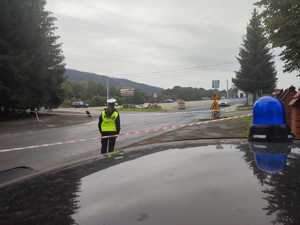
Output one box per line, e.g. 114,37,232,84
98,113,103,133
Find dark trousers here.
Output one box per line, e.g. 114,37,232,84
101,137,117,154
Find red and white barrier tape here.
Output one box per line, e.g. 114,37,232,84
0,114,251,153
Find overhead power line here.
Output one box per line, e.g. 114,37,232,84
114,62,236,77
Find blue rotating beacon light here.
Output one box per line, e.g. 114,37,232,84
249,96,294,142
250,142,292,174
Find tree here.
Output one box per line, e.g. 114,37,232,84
256,0,300,75
0,0,65,112
228,87,239,98
0,0,29,111
121,91,146,105
89,96,107,107
232,9,277,102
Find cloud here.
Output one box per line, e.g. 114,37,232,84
46,0,298,89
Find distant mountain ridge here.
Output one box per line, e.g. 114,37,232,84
65,69,162,94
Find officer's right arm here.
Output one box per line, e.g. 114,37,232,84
98,113,102,133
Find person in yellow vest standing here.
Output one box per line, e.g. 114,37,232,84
98,98,121,154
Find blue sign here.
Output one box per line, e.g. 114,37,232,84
212,80,220,89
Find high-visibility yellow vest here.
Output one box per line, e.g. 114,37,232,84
101,111,119,132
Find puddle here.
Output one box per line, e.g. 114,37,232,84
1,142,300,225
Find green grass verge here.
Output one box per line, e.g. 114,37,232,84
237,105,253,111
241,115,252,137
242,115,252,125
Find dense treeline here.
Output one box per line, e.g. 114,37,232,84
0,0,65,113
159,86,229,101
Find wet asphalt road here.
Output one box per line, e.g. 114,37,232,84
0,99,244,181
1,141,300,225
0,108,210,175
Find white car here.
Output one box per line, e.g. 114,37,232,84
219,101,231,107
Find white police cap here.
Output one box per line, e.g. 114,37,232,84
107,98,117,104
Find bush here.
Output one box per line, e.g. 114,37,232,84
89,96,107,107
61,100,72,108
123,104,136,109
146,103,162,109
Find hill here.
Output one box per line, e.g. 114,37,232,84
65,69,162,94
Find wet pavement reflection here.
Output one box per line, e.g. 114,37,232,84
241,142,300,225
0,141,300,225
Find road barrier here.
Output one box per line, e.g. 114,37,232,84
0,114,251,153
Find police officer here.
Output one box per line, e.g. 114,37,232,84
98,98,121,154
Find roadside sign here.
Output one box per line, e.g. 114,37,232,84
212,80,220,89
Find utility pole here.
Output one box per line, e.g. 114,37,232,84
226,79,229,99
106,78,110,100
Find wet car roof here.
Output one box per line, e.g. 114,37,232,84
1,141,300,225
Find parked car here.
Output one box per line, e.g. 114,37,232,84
162,99,176,103
71,101,89,108
219,101,231,107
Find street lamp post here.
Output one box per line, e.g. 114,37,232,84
106,78,110,100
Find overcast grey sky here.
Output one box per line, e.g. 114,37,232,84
47,0,298,89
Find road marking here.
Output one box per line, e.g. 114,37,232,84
0,114,252,153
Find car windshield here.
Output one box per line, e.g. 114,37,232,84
0,0,300,225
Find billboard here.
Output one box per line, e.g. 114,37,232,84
120,88,135,97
